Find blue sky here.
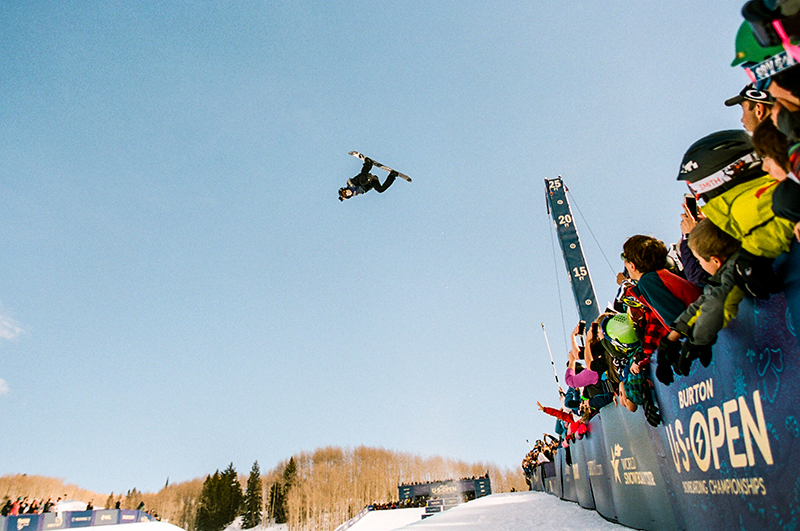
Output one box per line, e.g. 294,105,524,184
1,2,749,494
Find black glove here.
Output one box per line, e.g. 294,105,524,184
733,251,780,299
643,395,661,427
655,336,680,385
676,339,715,376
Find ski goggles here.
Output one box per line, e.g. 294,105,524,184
619,295,644,309
745,50,797,90
684,152,762,196
743,0,800,49
741,6,800,90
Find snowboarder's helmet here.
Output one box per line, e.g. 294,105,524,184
732,20,785,66
676,130,765,202
601,313,640,355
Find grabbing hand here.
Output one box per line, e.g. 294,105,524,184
655,336,681,385
677,340,715,375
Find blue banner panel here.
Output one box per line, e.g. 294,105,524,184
67,512,93,528
568,438,596,509
552,449,566,500
653,290,800,531
580,415,617,522
542,461,558,495
136,512,155,523
91,511,118,526
529,469,544,492
557,447,579,503
543,477,557,495
6,515,41,531
775,239,800,333
117,512,138,525
40,513,66,531
599,405,680,531
474,478,491,497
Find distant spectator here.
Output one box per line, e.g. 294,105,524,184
43,498,55,514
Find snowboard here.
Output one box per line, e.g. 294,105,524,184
349,151,412,182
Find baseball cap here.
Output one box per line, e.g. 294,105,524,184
724,84,775,106
733,20,785,66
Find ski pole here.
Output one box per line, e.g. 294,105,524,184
541,323,564,396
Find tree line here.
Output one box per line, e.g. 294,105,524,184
1,446,527,531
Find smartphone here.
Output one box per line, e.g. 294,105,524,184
684,193,698,219
575,321,586,349
592,322,599,337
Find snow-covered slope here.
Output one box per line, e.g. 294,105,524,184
345,508,426,531
371,492,628,531
86,523,185,531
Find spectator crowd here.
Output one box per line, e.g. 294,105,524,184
524,1,800,479
2,497,60,516
1,497,156,520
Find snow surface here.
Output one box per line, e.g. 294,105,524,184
345,508,425,531
89,523,185,531
84,493,626,531
348,492,628,531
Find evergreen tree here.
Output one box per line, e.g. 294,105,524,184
195,472,221,531
195,464,243,531
267,458,297,525
267,483,286,525
219,463,243,526
241,461,263,529
283,458,297,490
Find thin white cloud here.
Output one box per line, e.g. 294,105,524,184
0,309,23,341
0,379,8,396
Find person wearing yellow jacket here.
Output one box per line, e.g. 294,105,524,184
677,129,794,297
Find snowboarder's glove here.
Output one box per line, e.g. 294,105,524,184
655,336,680,386
643,396,661,427
733,251,780,299
676,338,715,376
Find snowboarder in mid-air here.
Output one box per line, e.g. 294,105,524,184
339,151,411,201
